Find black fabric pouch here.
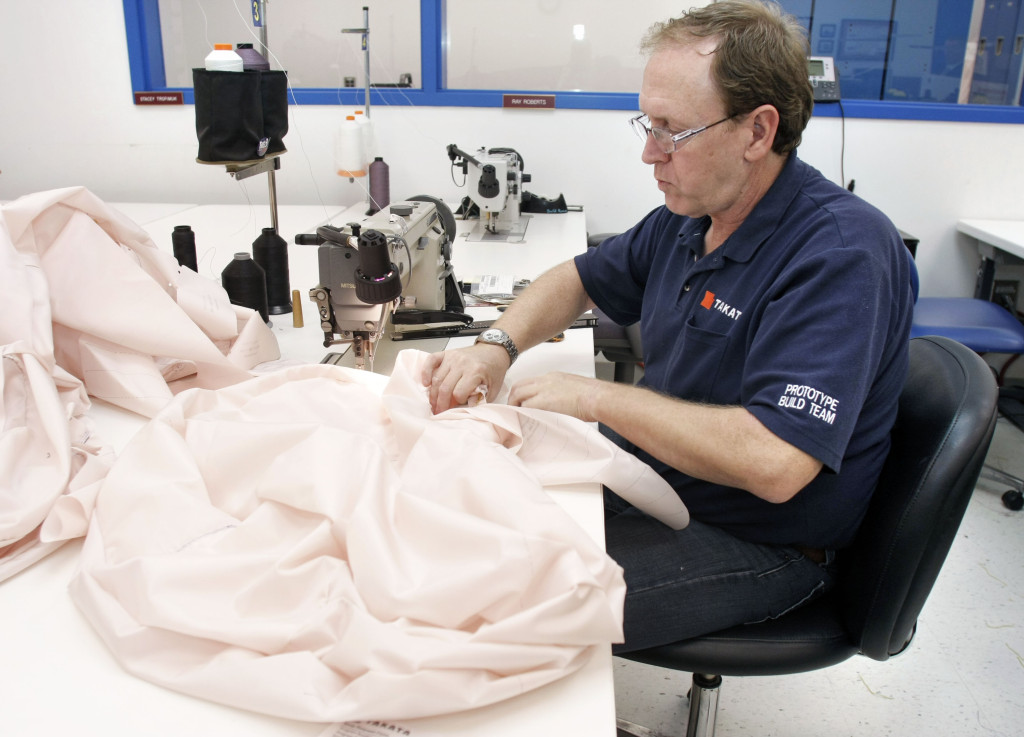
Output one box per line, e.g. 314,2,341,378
192,69,289,163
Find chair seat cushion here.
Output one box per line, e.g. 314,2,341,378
911,298,1024,353
619,595,858,677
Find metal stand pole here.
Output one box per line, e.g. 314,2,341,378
342,6,371,119
259,0,279,231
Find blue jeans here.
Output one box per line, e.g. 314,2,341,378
604,489,838,654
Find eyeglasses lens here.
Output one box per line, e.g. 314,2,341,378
631,115,676,154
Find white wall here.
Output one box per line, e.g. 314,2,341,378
3,0,1024,299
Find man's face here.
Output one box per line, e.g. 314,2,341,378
637,41,748,219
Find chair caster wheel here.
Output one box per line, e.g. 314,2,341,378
1002,489,1024,511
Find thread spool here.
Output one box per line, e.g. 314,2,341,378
171,225,198,271
367,157,390,215
353,109,375,160
252,227,291,314
221,252,269,323
335,115,366,179
235,42,270,71
205,43,243,72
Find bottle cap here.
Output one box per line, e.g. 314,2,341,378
214,43,233,50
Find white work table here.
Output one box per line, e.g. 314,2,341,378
957,218,1024,298
958,218,1024,262
3,202,613,737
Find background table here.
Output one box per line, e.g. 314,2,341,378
957,218,1024,300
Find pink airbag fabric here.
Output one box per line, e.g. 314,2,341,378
70,351,686,723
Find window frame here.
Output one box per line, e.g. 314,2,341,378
122,0,1024,123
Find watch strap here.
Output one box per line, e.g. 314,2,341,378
475,329,518,365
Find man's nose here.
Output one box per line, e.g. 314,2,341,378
641,134,669,165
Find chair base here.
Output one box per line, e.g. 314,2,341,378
616,673,722,737
616,718,670,737
686,674,722,737
980,463,1024,510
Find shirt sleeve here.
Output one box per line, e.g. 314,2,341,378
574,207,674,326
743,245,900,472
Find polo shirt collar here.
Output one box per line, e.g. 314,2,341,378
679,216,711,262
717,153,806,264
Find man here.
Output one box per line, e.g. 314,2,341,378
421,0,915,652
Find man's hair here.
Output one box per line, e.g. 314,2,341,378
642,0,813,155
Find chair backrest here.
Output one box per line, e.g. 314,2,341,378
840,336,998,661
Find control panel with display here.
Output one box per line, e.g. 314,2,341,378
808,56,840,102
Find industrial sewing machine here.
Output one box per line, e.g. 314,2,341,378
296,195,468,368
447,144,532,242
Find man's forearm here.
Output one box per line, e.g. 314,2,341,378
584,381,823,503
491,259,594,354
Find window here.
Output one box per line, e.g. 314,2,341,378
156,0,421,90
443,0,684,94
789,0,1024,106
123,0,1024,121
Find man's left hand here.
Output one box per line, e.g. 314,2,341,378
508,372,602,422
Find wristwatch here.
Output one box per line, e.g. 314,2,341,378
475,328,519,365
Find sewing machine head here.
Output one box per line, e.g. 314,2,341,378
302,196,465,366
447,144,532,242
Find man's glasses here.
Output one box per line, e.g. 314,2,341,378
629,113,733,154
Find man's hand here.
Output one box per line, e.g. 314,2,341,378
421,343,511,414
508,372,603,422
421,259,594,414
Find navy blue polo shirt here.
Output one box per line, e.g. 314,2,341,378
576,154,914,549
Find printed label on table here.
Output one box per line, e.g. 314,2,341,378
319,721,442,737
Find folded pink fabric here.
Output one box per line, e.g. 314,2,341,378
0,345,112,579
70,351,686,723
1,187,279,580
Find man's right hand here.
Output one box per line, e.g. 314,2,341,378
421,343,512,414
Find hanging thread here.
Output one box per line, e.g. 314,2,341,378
252,227,292,314
221,252,269,323
171,225,198,271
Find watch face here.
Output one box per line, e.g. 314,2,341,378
481,329,503,342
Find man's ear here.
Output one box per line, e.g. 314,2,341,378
746,104,779,160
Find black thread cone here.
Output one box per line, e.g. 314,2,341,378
252,227,291,314
221,252,269,322
171,225,198,271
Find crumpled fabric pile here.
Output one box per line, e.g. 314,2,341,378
70,351,686,722
1,187,278,579
2,187,688,724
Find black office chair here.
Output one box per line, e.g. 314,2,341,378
911,296,1024,510
616,336,999,737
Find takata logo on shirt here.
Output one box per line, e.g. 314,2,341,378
700,290,743,320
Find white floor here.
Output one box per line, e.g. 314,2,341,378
612,414,1024,737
